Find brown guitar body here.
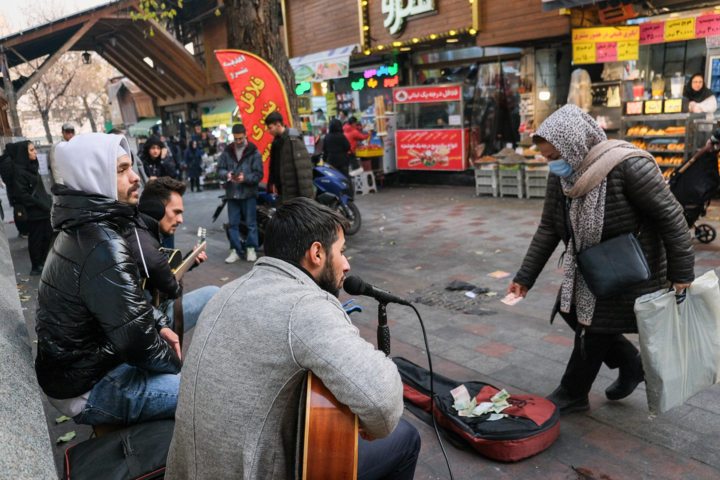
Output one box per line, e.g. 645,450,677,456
303,372,358,480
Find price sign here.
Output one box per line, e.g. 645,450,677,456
626,101,643,115
573,43,596,64
596,42,617,63
665,18,696,42
640,22,665,45
617,41,639,61
696,14,720,38
645,100,663,114
664,98,682,113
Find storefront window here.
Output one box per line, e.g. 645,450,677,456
634,39,706,97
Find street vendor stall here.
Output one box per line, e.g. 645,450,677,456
393,84,467,171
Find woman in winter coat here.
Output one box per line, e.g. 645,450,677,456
507,105,694,413
184,140,204,192
323,119,354,181
141,135,176,180
13,141,53,275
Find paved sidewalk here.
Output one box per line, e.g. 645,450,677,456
9,184,720,478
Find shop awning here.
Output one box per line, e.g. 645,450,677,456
128,117,160,136
542,0,596,11
201,96,239,129
290,44,359,83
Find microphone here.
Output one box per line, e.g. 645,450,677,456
343,276,412,306
344,276,412,357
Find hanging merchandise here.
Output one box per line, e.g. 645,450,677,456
567,69,592,112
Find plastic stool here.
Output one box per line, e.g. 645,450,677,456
353,171,378,195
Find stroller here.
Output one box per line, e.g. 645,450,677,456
669,147,720,244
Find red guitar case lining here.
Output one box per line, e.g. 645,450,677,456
393,357,560,462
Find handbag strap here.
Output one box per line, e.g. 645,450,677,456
121,432,144,479
564,196,645,256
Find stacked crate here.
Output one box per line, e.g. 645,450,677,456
524,165,550,198
475,163,499,197
499,165,524,198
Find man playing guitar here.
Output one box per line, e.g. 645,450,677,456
123,177,219,337
166,198,421,480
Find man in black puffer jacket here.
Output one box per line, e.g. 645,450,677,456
35,133,182,426
508,106,694,414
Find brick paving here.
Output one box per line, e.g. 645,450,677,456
7,184,720,478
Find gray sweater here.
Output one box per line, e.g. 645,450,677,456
166,257,403,480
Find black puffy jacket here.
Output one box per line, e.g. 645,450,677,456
515,157,695,334
35,185,182,399
12,141,52,221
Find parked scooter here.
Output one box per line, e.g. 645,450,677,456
214,164,361,251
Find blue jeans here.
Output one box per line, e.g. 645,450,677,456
164,285,219,332
73,364,180,426
161,235,175,249
227,198,258,255
357,418,421,480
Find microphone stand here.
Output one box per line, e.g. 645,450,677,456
377,302,391,357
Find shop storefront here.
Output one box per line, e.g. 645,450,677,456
571,7,720,179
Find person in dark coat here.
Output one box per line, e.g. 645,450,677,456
507,105,694,413
184,140,204,192
35,133,182,426
141,135,176,180
12,141,53,275
266,112,314,203
323,119,353,180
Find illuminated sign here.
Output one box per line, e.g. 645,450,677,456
295,82,311,95
384,75,399,88
382,0,436,35
364,63,399,79
351,78,365,91
368,78,379,88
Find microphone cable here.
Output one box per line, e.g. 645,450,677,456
409,304,455,480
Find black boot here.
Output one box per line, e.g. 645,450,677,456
547,385,590,414
605,354,644,401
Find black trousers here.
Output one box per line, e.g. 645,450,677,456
27,218,53,270
189,177,200,192
357,418,421,480
559,306,640,396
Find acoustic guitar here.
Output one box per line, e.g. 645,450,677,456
302,372,358,480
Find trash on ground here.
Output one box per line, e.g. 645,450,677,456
55,415,71,424
56,431,76,443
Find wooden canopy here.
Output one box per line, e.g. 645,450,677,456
0,0,224,107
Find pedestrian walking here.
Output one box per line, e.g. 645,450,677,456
184,140,204,193
323,119,353,180
12,141,53,275
141,135,176,180
217,124,264,263
48,122,75,185
265,112,314,203
508,105,695,413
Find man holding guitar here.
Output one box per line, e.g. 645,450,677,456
123,177,219,339
167,198,421,480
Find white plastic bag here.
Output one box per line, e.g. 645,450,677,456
634,270,720,415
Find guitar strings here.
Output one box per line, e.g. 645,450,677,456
410,304,455,480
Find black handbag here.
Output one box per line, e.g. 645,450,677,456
566,198,650,300
63,420,174,480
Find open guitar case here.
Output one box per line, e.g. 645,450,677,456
393,357,560,462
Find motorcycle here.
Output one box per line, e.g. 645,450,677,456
214,164,361,250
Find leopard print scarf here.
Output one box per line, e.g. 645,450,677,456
535,105,607,325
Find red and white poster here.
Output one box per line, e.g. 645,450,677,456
393,86,462,104
216,50,293,183
396,129,465,171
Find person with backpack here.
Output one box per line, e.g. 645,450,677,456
12,141,53,275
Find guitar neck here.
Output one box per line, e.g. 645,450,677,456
173,241,207,281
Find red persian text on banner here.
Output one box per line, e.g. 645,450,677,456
215,50,293,183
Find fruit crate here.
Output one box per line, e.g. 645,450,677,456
474,164,498,197
499,167,524,198
524,166,549,198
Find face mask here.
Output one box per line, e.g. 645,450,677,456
548,159,574,178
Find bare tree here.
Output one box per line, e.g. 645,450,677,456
65,53,114,132
224,0,300,127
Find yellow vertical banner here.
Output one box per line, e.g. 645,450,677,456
665,18,695,42
573,43,596,64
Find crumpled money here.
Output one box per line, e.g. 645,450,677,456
451,386,513,420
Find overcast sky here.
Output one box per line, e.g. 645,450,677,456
2,0,107,33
